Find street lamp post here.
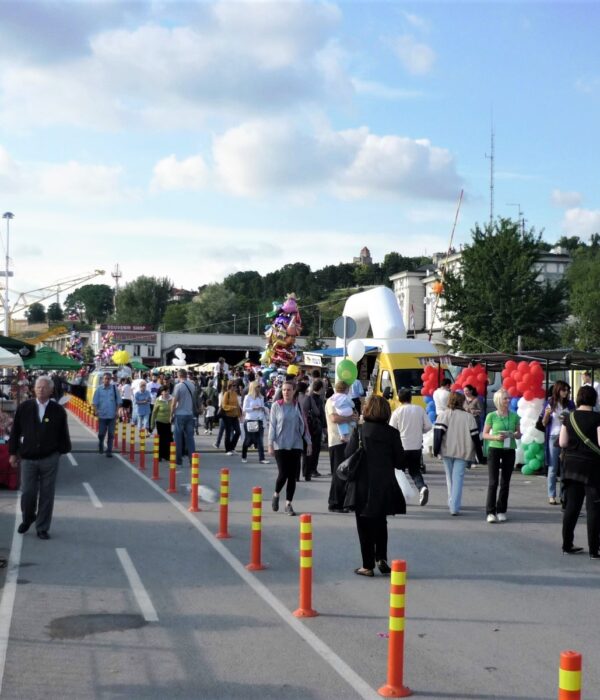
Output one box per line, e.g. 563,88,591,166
232,314,237,334
2,212,14,336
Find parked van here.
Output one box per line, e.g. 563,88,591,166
86,366,132,404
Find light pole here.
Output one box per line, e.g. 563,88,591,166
232,314,237,334
2,212,14,336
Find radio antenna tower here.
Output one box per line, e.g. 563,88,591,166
485,116,495,227
111,263,122,313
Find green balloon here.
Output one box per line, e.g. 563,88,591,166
521,465,536,475
337,359,358,384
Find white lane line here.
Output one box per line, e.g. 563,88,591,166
115,548,159,623
114,452,379,700
82,482,103,509
0,496,24,697
67,453,77,466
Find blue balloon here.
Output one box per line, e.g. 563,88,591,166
510,397,519,411
424,395,433,404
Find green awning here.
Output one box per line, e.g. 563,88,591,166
130,359,150,371
23,345,81,370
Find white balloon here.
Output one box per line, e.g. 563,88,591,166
347,339,365,363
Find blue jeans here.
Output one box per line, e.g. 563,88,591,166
174,414,196,465
547,437,561,498
443,457,468,514
98,417,117,454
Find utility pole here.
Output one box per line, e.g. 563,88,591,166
111,263,122,316
485,117,495,228
2,212,14,336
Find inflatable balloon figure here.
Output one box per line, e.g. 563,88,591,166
501,360,546,474
95,331,117,367
261,293,303,368
172,348,187,367
63,329,84,362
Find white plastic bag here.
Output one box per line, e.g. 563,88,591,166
395,469,417,504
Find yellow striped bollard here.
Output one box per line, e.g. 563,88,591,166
128,422,136,463
559,650,582,700
139,428,146,471
167,442,177,493
151,435,160,480
246,487,265,570
188,453,200,512
120,420,127,454
378,560,412,697
293,513,318,618
216,468,231,539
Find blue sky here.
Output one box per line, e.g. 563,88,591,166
0,0,598,307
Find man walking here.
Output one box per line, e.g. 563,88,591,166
93,371,122,457
171,368,196,466
9,375,71,540
389,388,432,506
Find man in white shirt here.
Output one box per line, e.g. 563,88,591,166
390,388,432,506
433,378,452,415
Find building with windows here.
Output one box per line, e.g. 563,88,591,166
353,246,373,266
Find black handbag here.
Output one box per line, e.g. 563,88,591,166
336,427,364,482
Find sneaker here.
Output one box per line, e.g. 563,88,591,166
241,458,248,463
486,514,498,523
419,486,429,507
260,460,270,464
272,494,279,512
311,471,323,477
497,513,507,522
212,442,219,449
226,451,234,456
204,430,209,435
285,503,296,516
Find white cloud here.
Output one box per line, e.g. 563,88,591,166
551,189,582,208
575,76,600,95
562,208,600,236
392,35,436,76
402,12,430,32
38,161,125,202
151,155,211,192
352,78,424,100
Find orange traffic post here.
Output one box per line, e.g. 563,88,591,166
293,514,318,618
216,468,231,539
151,436,160,480
120,421,127,455
246,487,266,570
559,651,582,700
129,422,136,463
188,453,200,512
167,442,177,494
378,560,412,698
139,428,146,471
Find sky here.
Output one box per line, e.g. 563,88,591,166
0,0,598,313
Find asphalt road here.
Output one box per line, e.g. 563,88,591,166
1,415,599,699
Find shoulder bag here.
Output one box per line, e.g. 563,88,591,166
569,413,600,458
336,427,364,482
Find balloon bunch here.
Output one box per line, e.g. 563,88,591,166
63,329,84,362
420,365,439,423
95,331,117,366
336,339,365,385
452,363,487,397
172,347,187,366
261,293,303,368
112,350,130,366
501,360,545,401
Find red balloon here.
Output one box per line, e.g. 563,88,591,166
523,389,534,401
518,361,529,371
505,360,517,371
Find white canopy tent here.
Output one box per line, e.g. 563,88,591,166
0,346,23,368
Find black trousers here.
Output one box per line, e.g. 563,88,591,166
355,513,388,570
403,449,426,490
302,429,322,477
328,443,348,509
562,480,600,553
156,421,173,461
274,449,302,502
486,448,515,515
223,416,241,452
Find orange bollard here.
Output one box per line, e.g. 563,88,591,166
216,468,231,539
120,420,127,455
129,423,136,463
188,453,200,512
378,560,412,697
151,436,160,480
246,487,266,570
139,428,146,471
559,651,582,700
293,514,318,618
167,442,177,493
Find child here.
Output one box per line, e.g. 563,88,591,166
204,404,216,434
329,391,356,441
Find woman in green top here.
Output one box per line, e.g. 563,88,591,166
483,389,521,523
150,386,173,461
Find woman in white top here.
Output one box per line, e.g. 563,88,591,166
241,381,269,463
434,392,483,516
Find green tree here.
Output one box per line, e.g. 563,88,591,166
162,302,190,332
115,276,172,326
186,283,236,333
25,302,46,324
563,246,600,349
47,302,64,322
441,218,568,352
64,284,114,324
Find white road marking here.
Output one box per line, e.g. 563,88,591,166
114,452,379,700
67,453,77,466
0,497,24,696
115,548,159,623
82,482,103,509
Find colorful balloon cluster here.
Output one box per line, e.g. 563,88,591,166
95,331,117,367
261,293,303,368
112,350,130,366
452,364,488,397
421,365,439,423
501,360,545,401
63,329,84,362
